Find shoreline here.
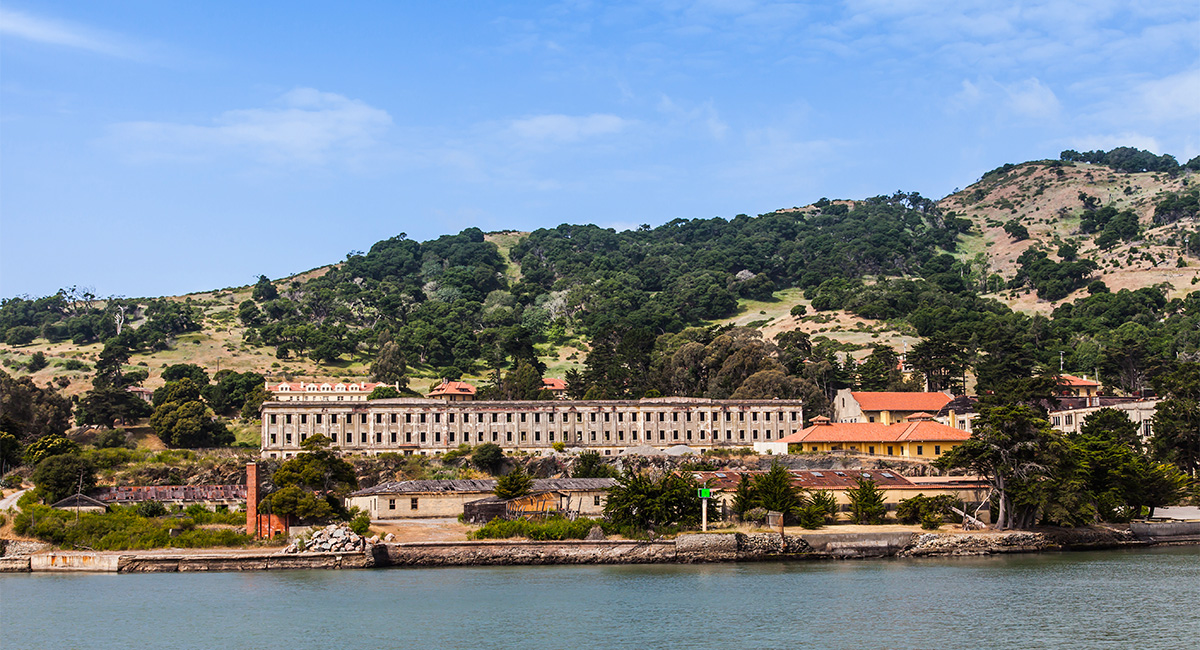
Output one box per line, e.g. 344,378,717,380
3,525,1196,574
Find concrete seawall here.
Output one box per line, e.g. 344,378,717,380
1,527,1187,574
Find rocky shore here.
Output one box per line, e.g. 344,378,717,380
0,525,1181,573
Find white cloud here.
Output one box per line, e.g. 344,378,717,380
106,88,392,164
0,8,136,58
508,113,630,142
1003,78,1061,119
1131,68,1200,123
949,76,1060,120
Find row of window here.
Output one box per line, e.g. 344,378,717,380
268,428,790,447
268,410,800,426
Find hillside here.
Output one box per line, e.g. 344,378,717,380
2,149,1198,408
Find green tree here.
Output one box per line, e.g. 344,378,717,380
239,385,273,421
260,486,335,522
0,370,72,443
26,352,47,372
252,275,278,302
857,345,904,391
494,464,534,500
149,383,233,448
272,434,358,496
571,451,618,479
750,462,803,518
367,385,401,400
471,443,504,474
846,477,886,524
937,404,1066,529
603,470,701,532
1151,362,1200,477
0,431,21,474
370,341,409,391
32,454,96,503
76,386,152,428
161,363,209,386
23,434,79,466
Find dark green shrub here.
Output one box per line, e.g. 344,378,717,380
471,443,504,473
349,511,371,535
846,477,886,525
469,516,603,541
136,500,167,517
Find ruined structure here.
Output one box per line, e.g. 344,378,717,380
260,396,804,458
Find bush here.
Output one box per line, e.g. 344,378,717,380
349,511,371,535
897,493,958,527
743,507,768,524
13,504,253,550
469,516,603,541
471,443,504,473
93,429,132,450
135,500,168,517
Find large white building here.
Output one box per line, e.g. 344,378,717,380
260,396,804,458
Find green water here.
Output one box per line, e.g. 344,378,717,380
2,547,1197,649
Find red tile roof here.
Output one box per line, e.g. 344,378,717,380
851,391,953,412
1059,374,1100,387
542,378,567,391
268,381,384,392
778,420,971,445
428,380,477,397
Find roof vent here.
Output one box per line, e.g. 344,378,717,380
812,471,824,477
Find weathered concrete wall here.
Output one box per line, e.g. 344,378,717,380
0,556,31,572
381,540,675,566
30,553,123,572
1130,521,1200,540
117,551,378,573
802,532,916,558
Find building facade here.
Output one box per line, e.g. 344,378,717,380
348,478,618,520
267,381,396,402
260,396,804,458
756,414,971,459
1047,398,1159,440
833,389,954,424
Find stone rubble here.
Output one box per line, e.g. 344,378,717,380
282,523,369,554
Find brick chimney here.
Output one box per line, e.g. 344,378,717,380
246,462,259,537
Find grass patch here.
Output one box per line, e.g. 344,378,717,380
469,516,604,541
13,503,253,551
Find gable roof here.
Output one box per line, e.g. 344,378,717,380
778,419,971,445
542,378,567,391
1059,374,1100,388
427,380,477,397
50,493,109,510
851,391,953,412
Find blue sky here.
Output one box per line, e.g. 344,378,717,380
2,1,1197,298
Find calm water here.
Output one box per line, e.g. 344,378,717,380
2,547,1198,650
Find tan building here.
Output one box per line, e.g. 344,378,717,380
1057,374,1100,398
833,390,954,424
1048,398,1159,441
347,478,618,519
755,413,971,459
267,380,396,402
260,396,804,459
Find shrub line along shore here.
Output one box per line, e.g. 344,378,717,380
3,525,1196,574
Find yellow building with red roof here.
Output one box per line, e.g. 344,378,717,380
755,413,970,459
833,389,954,424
